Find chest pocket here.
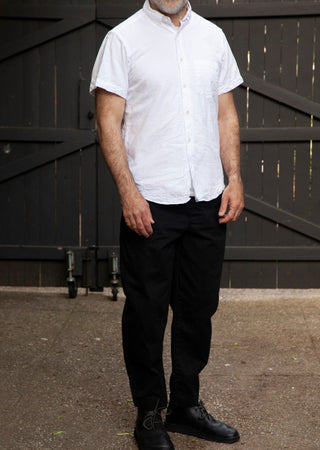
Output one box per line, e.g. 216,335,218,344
191,60,219,99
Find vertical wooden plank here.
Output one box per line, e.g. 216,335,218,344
80,24,103,247
245,17,265,248
0,154,11,246
79,24,96,129
80,145,97,247
310,141,320,227
39,41,55,127
4,176,25,245
0,18,17,42
24,168,40,245
229,262,276,288
54,23,82,248
79,22,97,81
8,261,25,286
23,49,40,127
20,148,57,248
39,159,57,246
294,17,314,236
97,149,121,247
220,262,230,289
277,17,299,246
22,19,41,129
0,179,8,245
40,262,66,287
23,261,41,286
262,18,282,247
79,79,95,129
22,37,41,245
55,152,80,246
1,55,24,127
231,18,249,119
6,261,41,286
314,18,320,106
278,262,320,288
310,17,320,227
213,18,233,43
230,18,250,281
55,30,81,129
0,261,9,285
96,22,109,53
0,18,23,127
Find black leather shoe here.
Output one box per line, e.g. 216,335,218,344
135,404,175,449
165,400,240,444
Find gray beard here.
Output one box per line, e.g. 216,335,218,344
150,0,188,16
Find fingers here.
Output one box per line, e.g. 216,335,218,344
218,205,242,224
123,199,154,238
218,186,244,224
218,193,229,219
132,211,154,237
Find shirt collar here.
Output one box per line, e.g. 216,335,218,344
143,1,192,27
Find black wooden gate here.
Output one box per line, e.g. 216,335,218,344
0,0,319,288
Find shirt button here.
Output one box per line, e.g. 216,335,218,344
186,110,190,115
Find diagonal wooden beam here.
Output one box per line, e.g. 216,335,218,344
0,16,95,62
96,18,124,29
241,73,320,119
244,194,320,242
0,136,95,184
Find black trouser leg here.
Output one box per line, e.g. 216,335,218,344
169,197,226,408
120,197,226,411
120,203,184,411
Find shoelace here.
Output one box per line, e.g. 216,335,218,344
142,400,163,431
198,400,215,422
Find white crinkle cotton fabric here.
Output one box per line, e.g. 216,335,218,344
90,1,243,205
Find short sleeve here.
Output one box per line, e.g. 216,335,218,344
218,32,243,96
90,31,129,98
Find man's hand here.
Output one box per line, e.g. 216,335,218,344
218,178,244,224
122,190,155,238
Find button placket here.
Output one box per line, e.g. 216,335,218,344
176,31,194,186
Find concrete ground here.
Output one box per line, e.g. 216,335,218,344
0,287,319,450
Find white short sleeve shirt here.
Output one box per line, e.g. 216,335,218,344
90,1,243,204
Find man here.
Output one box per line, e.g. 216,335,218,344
91,0,244,448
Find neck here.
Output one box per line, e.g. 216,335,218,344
149,2,188,27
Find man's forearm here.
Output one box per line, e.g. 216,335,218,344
219,108,242,184
218,92,244,223
97,118,136,199
95,88,154,237
95,89,135,200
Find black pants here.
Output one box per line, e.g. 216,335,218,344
120,196,226,411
